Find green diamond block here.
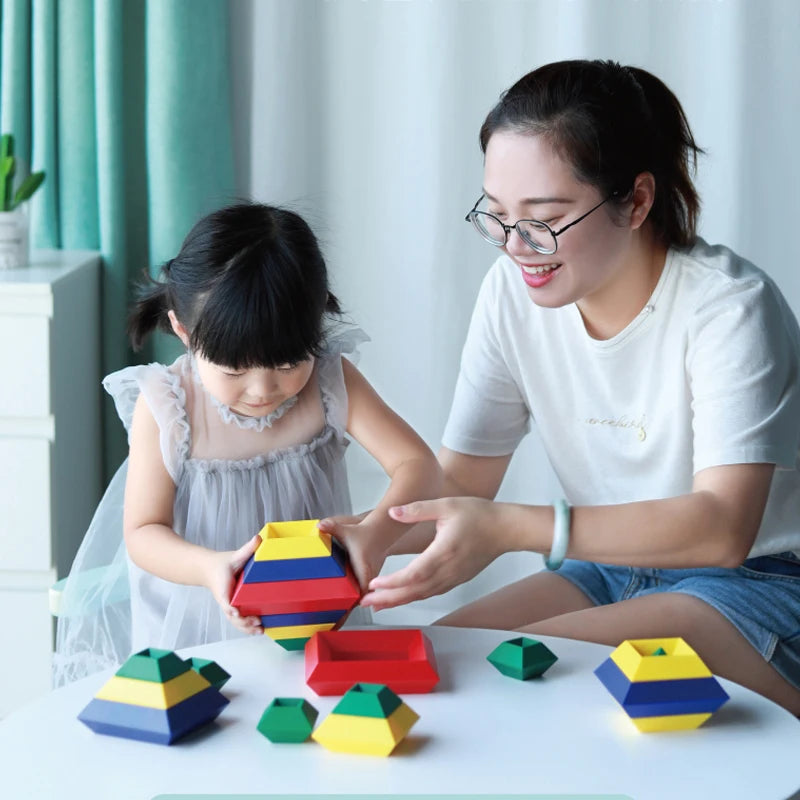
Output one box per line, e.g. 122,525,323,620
652,647,667,656
115,648,190,683
487,637,558,680
188,657,231,689
257,698,319,743
332,683,402,719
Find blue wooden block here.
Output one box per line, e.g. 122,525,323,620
260,608,349,627
595,657,729,717
78,687,229,744
241,539,347,583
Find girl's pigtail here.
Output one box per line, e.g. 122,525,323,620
126,265,173,351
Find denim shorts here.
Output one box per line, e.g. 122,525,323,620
555,552,800,691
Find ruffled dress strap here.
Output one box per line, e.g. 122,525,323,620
317,320,370,435
103,358,192,484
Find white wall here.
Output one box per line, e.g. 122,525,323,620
230,0,800,618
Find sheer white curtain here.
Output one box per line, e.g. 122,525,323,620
230,0,800,618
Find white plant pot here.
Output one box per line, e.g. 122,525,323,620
0,210,30,269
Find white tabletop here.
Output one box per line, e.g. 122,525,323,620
2,626,799,799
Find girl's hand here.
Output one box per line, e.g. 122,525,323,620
317,513,385,593
205,534,263,635
360,497,503,610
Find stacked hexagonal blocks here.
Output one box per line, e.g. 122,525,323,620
312,683,419,756
594,637,729,732
78,648,230,744
230,520,361,649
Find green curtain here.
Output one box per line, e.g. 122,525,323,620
0,0,236,480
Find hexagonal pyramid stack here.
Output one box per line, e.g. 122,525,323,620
312,683,419,756
487,636,558,680
594,637,729,732
230,520,361,650
78,648,230,744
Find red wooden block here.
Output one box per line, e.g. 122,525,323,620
230,562,361,616
305,628,440,695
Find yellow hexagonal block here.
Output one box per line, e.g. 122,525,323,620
631,712,713,732
263,621,336,640
610,638,712,682
254,520,332,561
311,703,419,756
95,669,212,709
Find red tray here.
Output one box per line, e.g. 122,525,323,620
305,628,440,695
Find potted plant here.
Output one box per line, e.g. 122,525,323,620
0,133,46,269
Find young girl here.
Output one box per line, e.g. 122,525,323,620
54,202,441,685
355,60,800,714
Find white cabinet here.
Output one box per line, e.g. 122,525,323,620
0,251,101,716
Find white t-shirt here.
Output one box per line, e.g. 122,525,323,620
442,238,800,558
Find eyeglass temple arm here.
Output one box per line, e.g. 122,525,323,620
465,193,486,221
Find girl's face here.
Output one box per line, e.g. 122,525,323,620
193,354,315,417
482,131,642,313
167,310,315,417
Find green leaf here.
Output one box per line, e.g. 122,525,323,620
12,171,45,209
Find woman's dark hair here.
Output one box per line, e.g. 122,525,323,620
127,202,341,368
479,59,703,247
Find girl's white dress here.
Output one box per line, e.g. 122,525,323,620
54,326,369,686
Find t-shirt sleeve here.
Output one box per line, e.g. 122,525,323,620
442,265,531,456
687,277,800,473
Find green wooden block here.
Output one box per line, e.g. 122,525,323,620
652,647,667,656
274,637,310,651
332,683,402,719
188,658,231,689
257,698,318,743
487,637,558,680
115,648,190,683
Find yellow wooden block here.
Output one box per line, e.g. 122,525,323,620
630,712,712,732
95,669,212,709
254,520,332,561
263,621,336,640
610,638,712,682
312,703,419,756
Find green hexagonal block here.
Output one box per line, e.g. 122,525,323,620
274,637,310,651
115,648,190,683
332,683,403,719
187,658,231,689
487,637,558,680
257,698,319,743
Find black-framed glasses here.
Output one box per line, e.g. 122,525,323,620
464,192,619,255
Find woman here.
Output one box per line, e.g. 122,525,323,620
345,59,800,713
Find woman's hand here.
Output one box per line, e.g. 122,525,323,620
360,496,505,610
317,512,388,593
204,534,263,635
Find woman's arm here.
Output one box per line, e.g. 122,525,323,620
385,446,513,555
362,461,774,609
123,395,261,631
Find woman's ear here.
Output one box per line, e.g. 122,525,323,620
628,171,657,231
167,310,190,348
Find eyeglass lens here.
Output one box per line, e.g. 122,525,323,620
471,212,557,254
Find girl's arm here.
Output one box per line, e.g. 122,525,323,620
362,460,774,610
123,395,261,632
322,358,443,589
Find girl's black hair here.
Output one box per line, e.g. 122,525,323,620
127,202,341,368
479,59,704,248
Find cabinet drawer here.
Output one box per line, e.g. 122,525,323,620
0,438,51,569
0,314,50,417
0,586,53,715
